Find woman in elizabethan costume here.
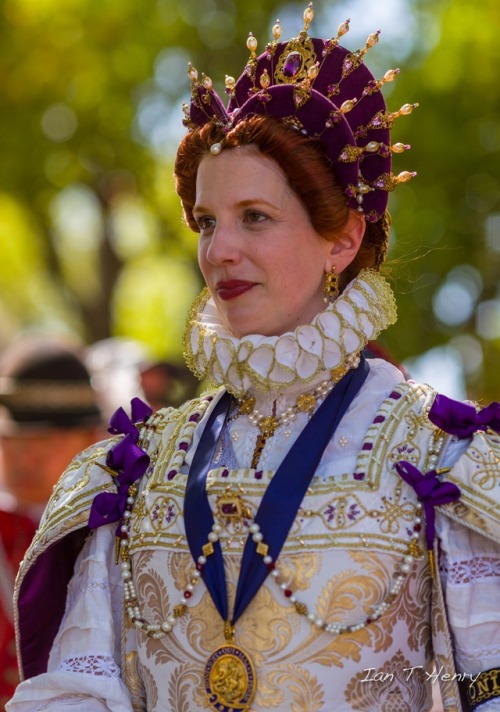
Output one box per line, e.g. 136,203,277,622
7,5,500,712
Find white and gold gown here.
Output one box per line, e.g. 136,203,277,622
7,272,500,712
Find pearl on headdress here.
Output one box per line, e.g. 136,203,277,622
303,3,314,30
392,142,410,154
340,99,357,113
308,62,320,81
337,19,350,37
247,32,258,54
400,102,418,115
365,141,379,153
272,19,282,41
210,142,222,155
202,73,213,90
384,68,400,83
187,63,198,83
260,68,271,89
366,31,380,48
396,170,417,183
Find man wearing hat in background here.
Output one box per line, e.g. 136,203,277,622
0,335,103,709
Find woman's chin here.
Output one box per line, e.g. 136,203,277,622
219,308,265,339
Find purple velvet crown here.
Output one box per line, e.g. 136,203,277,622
183,4,418,223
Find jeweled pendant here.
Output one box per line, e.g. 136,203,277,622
204,643,256,712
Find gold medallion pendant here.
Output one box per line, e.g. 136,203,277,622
204,643,256,712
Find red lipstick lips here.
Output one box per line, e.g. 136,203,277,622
216,280,255,300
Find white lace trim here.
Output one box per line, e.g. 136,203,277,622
457,645,500,659
66,580,112,608
32,695,89,711
441,556,500,585
455,644,500,674
57,653,121,678
183,269,397,396
477,700,500,710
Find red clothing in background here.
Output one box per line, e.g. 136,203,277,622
0,509,37,710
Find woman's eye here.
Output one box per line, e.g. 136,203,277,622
244,210,267,224
196,216,215,232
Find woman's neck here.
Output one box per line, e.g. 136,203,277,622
183,269,397,398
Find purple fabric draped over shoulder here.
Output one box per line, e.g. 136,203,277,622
17,528,89,679
429,393,500,438
16,397,153,680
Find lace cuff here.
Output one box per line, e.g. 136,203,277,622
57,653,121,678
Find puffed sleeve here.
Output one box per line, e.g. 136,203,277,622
437,428,500,710
6,525,132,712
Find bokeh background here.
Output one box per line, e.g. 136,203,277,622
1,0,499,402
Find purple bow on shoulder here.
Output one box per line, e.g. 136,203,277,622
429,393,500,438
394,460,461,552
88,397,153,533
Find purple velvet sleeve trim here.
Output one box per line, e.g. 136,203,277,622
88,397,153,533
394,460,461,550
429,393,500,438
17,528,89,679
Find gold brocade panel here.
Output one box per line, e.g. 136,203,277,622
121,382,443,710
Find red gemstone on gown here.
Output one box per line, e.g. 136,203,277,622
221,502,238,515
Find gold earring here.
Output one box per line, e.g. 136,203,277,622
323,267,339,304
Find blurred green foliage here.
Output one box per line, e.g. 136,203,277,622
0,0,499,398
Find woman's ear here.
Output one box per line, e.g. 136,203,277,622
326,209,366,273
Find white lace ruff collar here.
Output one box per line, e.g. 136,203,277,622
183,269,397,397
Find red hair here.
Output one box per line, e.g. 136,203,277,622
174,116,390,289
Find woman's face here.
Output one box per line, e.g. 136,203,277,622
0,426,98,506
195,147,339,338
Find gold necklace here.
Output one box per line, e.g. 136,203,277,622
235,358,359,468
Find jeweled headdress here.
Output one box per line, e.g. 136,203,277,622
182,3,417,223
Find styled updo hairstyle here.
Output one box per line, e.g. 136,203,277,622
175,115,391,291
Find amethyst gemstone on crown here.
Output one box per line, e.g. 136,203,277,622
283,51,303,78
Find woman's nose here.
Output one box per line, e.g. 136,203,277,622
205,223,241,264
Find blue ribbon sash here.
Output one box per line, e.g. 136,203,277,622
184,357,369,625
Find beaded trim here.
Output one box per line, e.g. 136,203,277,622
119,482,424,639
183,269,397,397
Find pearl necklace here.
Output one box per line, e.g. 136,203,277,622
235,355,360,468
119,480,425,640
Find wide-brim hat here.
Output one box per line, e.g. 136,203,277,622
0,336,101,432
